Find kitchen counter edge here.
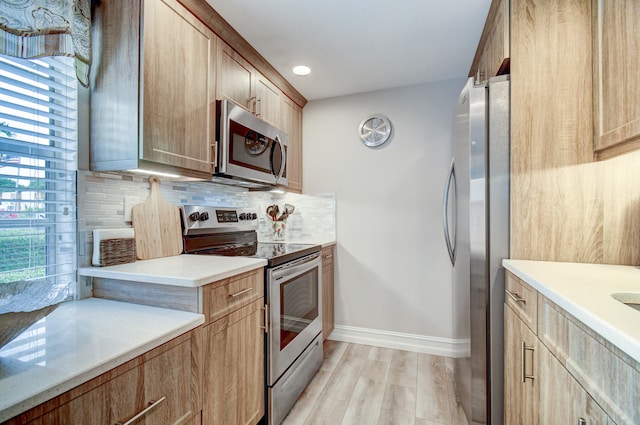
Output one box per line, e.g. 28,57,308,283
502,259,640,364
0,298,204,422
78,254,268,287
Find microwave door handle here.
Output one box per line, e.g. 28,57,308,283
274,135,286,183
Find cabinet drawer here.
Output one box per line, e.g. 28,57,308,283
203,269,264,324
505,271,538,334
321,246,334,266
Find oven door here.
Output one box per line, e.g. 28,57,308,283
267,251,322,384
217,99,288,186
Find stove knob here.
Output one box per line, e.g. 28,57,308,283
251,213,258,220
199,212,209,221
188,212,200,222
239,213,247,220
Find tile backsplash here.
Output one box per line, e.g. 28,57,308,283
78,171,336,267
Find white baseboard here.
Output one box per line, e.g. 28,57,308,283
327,325,470,358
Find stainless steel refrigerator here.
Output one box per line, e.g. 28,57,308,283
443,75,510,425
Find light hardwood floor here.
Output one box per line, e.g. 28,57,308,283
282,341,469,425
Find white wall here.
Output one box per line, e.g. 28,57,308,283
303,79,465,354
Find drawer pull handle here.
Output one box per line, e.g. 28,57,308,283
116,396,166,425
506,290,527,304
521,341,535,383
578,419,587,425
229,287,253,298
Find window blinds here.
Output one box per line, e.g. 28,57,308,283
0,54,77,296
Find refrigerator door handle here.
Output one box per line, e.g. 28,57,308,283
443,158,456,265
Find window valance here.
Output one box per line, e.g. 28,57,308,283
0,0,91,87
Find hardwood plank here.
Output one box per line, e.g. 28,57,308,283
283,343,465,425
368,347,394,363
380,384,416,415
321,344,371,401
341,378,386,425
321,340,348,373
377,408,416,425
388,350,418,388
415,353,453,424
301,396,349,425
359,359,391,384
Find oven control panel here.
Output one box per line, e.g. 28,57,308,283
180,205,259,234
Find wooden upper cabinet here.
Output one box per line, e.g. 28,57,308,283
90,0,216,178
469,0,510,82
280,96,303,192
217,41,255,111
142,0,217,175
216,41,281,127
255,73,282,127
592,0,640,159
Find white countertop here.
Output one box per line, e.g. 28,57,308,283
503,259,640,364
79,254,267,287
0,298,204,422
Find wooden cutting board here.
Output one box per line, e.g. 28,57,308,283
132,176,183,260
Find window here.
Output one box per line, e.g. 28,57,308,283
0,54,77,298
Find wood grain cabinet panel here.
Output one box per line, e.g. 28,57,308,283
217,40,255,111
592,0,640,158
503,275,626,424
202,269,264,324
255,73,282,127
505,271,537,333
503,304,539,425
321,245,335,341
203,300,264,425
90,0,217,179
280,96,303,193
5,329,202,425
216,42,281,127
538,343,609,425
468,0,510,81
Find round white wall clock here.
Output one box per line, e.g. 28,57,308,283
359,115,392,147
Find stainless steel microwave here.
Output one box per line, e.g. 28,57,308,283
213,99,288,188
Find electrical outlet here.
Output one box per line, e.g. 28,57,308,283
124,196,139,222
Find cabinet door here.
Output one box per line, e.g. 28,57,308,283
255,73,281,126
217,41,254,111
469,0,510,81
504,304,539,425
592,0,640,157
321,246,335,341
142,0,216,174
280,96,303,193
17,331,200,425
538,343,609,425
203,299,264,425
143,329,201,425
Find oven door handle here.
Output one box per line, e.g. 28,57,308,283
272,253,321,282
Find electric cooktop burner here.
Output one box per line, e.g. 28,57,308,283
180,205,321,267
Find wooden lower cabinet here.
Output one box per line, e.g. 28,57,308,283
5,329,202,425
504,304,539,425
321,245,335,341
538,343,608,425
202,299,264,425
504,271,615,425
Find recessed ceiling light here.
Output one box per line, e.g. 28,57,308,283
292,65,311,76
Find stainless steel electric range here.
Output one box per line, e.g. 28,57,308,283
180,205,323,425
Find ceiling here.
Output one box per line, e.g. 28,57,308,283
204,0,492,101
